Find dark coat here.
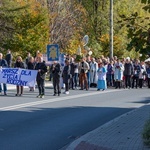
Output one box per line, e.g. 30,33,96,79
62,65,70,83
107,63,113,75
14,61,25,69
0,59,8,67
70,63,76,76
133,64,141,77
50,63,61,78
5,53,12,67
146,67,150,75
124,63,133,76
35,62,47,80
27,62,35,70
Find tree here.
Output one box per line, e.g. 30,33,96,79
119,0,150,57
0,0,49,57
1,0,148,59
47,0,88,54
0,0,17,50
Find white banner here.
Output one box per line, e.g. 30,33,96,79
0,68,38,87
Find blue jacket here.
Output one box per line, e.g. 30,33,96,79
133,64,141,77
107,63,113,75
146,67,150,74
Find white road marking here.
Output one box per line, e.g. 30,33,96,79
0,89,124,111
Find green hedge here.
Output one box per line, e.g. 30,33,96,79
143,119,150,146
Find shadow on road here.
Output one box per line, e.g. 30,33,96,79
130,97,150,104
0,105,134,150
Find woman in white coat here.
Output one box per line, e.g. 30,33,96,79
90,58,98,87
113,59,124,89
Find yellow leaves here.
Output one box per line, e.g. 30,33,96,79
100,34,122,46
65,36,81,55
14,0,45,18
100,34,109,42
7,0,49,57
99,33,125,58
15,33,23,41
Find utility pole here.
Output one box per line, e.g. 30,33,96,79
110,0,113,59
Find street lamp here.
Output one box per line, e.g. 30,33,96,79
110,0,113,59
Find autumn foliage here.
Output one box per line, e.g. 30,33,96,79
0,0,49,56
0,0,149,59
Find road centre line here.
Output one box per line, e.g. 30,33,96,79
0,89,124,111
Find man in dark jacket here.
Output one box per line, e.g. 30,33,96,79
0,53,8,95
5,49,12,67
69,57,76,90
62,59,71,94
50,61,61,96
124,58,133,89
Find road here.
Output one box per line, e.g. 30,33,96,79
0,86,149,150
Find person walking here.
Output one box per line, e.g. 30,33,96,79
146,64,150,88
132,59,141,89
78,57,89,90
0,53,8,95
139,62,146,88
74,60,79,89
124,57,133,89
14,56,25,96
97,62,107,91
25,52,31,67
35,56,47,98
50,61,61,96
107,60,114,87
89,57,98,88
27,56,35,91
69,57,76,90
62,59,70,94
113,59,124,89
5,49,13,67
86,56,91,89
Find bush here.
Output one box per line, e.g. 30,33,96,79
143,119,150,146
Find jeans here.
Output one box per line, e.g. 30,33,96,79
0,84,7,93
139,79,143,88
74,73,78,88
132,76,139,88
16,86,23,95
70,75,75,89
107,74,113,86
49,73,53,81
65,82,69,92
125,75,132,88
147,78,150,88
86,71,90,88
53,77,60,94
36,78,45,95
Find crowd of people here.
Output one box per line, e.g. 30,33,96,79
0,50,150,98
0,50,47,98
51,54,150,96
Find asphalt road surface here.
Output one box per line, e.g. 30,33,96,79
0,86,149,150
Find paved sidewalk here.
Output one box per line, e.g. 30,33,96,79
66,104,150,150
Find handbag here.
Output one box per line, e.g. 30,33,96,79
40,73,45,79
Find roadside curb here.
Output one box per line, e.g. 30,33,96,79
66,103,150,150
